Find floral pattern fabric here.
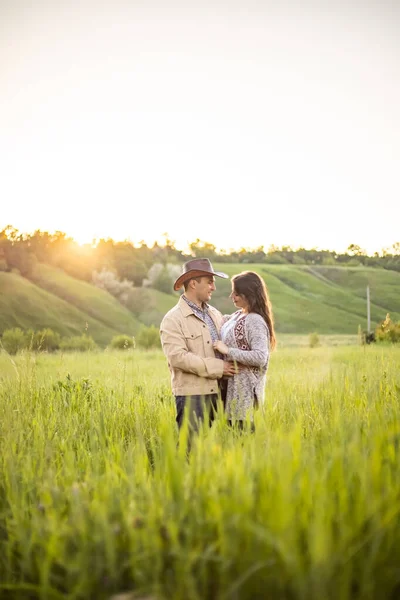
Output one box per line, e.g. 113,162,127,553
220,310,270,420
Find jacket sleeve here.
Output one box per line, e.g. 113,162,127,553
226,314,270,367
160,315,224,379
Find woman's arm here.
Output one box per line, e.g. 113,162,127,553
225,314,270,367
213,340,229,355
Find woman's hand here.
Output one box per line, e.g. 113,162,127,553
213,340,229,355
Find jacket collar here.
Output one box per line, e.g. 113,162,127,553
178,295,201,318
178,295,220,327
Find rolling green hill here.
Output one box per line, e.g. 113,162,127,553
29,263,140,336
140,289,179,326
0,263,399,341
0,267,141,346
210,263,400,334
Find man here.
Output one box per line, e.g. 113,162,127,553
160,258,237,435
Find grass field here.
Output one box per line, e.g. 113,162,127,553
1,344,400,599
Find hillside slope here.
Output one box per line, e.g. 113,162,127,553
139,289,178,326
1,263,399,338
210,263,400,334
0,269,140,346
309,266,400,314
29,263,140,336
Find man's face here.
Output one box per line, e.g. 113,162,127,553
194,276,216,303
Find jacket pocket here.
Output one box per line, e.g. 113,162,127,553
184,330,204,354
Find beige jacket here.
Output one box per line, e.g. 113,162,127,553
160,296,225,396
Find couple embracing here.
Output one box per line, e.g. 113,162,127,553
160,258,276,436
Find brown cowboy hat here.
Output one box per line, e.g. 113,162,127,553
173,258,229,291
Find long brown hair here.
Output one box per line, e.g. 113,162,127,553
232,271,276,350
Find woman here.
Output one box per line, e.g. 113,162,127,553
213,271,276,428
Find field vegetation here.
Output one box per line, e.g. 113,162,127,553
1,345,400,599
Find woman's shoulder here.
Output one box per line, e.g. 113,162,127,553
245,312,268,329
223,310,243,323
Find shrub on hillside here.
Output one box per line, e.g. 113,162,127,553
92,269,155,318
347,258,361,266
264,254,288,264
110,334,135,350
1,328,27,354
309,332,320,348
292,255,306,265
92,269,134,304
375,314,400,344
139,309,165,328
26,328,61,352
143,263,181,294
60,334,98,352
136,325,161,349
322,256,336,266
125,287,155,318
153,268,174,294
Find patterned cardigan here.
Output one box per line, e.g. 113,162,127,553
220,310,270,420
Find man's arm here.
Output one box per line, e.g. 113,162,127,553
160,315,225,379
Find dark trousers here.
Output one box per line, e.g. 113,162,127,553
175,394,219,433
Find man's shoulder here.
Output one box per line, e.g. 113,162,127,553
160,301,184,326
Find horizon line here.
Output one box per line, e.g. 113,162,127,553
1,223,399,257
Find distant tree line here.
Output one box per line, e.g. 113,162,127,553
1,226,399,287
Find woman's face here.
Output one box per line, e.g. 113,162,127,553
230,286,249,312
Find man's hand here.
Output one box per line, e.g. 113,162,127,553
223,361,239,376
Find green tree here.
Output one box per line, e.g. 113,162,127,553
188,239,217,260
114,243,148,285
125,288,154,317
375,314,400,343
1,328,27,354
136,325,161,349
347,244,366,257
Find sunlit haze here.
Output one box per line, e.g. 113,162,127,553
1,0,399,254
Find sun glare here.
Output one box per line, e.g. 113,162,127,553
1,3,399,254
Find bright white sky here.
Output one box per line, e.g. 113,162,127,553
1,0,399,254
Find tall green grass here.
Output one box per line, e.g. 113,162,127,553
0,346,400,599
